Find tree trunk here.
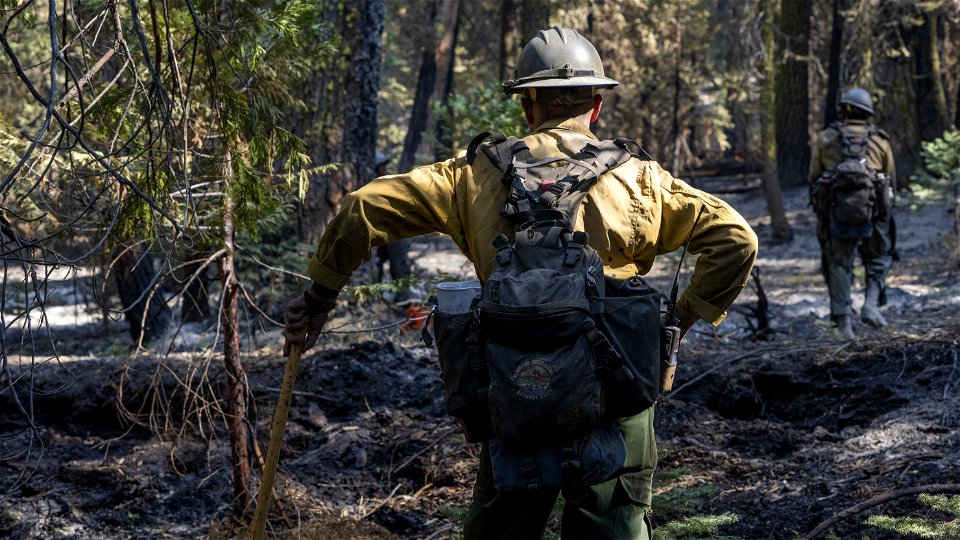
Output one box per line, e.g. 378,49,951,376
670,18,683,176
113,245,171,343
181,255,211,324
296,0,385,244
917,9,949,140
824,0,843,127
956,75,960,129
499,0,549,82
876,14,923,183
221,194,252,516
398,2,439,174
434,0,462,161
775,0,811,187
499,0,519,83
518,0,550,43
399,0,460,172
760,0,793,243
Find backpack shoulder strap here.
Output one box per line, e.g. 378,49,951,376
467,132,531,173
613,138,654,161
467,131,503,165
546,139,634,231
838,123,870,160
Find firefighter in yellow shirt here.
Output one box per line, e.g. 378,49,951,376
810,87,896,340
284,27,757,539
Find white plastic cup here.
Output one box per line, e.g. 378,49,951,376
436,280,482,314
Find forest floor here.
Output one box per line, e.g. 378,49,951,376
2,181,959,540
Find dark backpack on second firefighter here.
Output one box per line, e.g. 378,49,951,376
816,123,890,237
430,132,664,490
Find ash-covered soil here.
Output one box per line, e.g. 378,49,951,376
2,184,959,539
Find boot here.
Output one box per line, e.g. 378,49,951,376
861,281,888,327
835,315,856,341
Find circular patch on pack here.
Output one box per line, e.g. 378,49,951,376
513,359,553,400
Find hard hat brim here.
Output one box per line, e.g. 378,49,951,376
504,76,620,94
839,100,875,116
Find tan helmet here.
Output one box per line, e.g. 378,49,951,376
503,27,618,95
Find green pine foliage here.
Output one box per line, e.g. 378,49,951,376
866,494,960,538
910,128,960,201
97,0,332,248
653,514,739,540
427,83,527,157
652,449,740,539
655,484,721,516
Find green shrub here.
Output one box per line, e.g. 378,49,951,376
909,128,960,202
427,83,527,157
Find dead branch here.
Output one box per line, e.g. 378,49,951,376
804,483,960,539
358,483,403,520
390,427,457,475
669,346,781,396
732,267,771,340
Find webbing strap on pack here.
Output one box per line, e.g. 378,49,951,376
467,131,506,166
834,122,876,162
473,136,637,232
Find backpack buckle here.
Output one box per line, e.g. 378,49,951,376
493,234,512,265
560,441,580,475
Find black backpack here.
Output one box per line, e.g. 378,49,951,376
820,123,889,235
430,132,664,490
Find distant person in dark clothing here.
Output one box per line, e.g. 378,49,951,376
810,87,896,340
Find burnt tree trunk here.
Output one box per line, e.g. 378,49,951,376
499,0,549,82
916,9,949,140
221,195,252,515
956,78,960,128
398,3,440,174
181,256,211,324
296,0,385,244
518,0,550,44
878,15,922,182
824,0,843,127
775,0,811,187
400,0,460,171
760,0,793,242
670,18,682,176
434,1,461,161
499,0,519,82
113,245,171,343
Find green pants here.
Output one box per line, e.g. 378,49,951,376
463,408,657,540
818,218,893,317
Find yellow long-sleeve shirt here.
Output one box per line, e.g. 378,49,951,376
307,118,758,326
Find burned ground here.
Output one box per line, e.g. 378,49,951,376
2,185,959,539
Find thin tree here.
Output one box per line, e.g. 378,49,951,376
671,17,683,176
434,1,462,162
760,0,793,242
824,0,844,127
775,0,812,187
917,8,950,140
296,0,386,243
399,0,460,173
500,0,520,82
0,0,327,517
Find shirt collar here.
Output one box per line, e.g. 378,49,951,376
535,118,599,141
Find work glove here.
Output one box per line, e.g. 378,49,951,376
283,285,337,356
